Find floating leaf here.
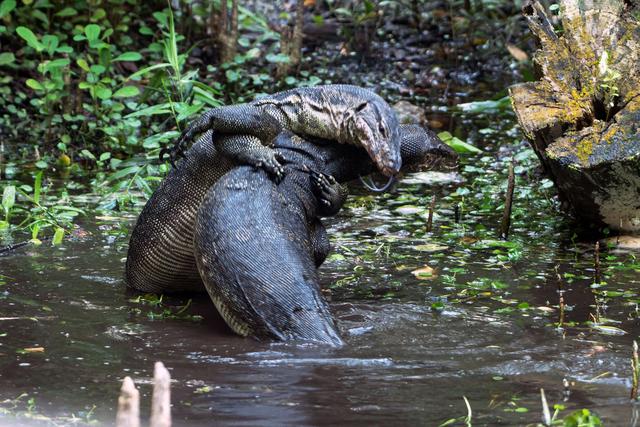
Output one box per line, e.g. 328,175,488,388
394,205,423,215
413,243,448,252
412,266,437,280
588,323,626,336
438,131,482,154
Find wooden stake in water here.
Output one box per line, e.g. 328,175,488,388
631,340,639,401
499,158,515,239
151,361,172,427
116,377,140,427
426,195,436,232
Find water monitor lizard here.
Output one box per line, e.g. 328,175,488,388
126,125,456,344
163,84,403,178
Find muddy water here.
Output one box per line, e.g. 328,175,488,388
2,113,640,426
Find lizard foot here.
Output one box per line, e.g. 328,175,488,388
310,170,344,216
160,113,213,168
253,151,286,183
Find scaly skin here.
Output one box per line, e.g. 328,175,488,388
127,124,455,344
193,127,456,345
164,84,402,177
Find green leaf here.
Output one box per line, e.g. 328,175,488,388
16,26,43,51
89,64,105,75
80,149,96,160
113,52,142,62
265,53,290,63
41,34,59,55
55,7,77,17
458,96,512,114
0,0,16,19
94,85,112,100
42,58,70,74
0,52,15,66
32,9,48,26
84,24,101,41
76,58,90,72
113,86,140,98
438,131,482,154
126,62,171,80
106,165,139,182
124,103,172,119
134,175,152,197
2,185,15,213
33,172,42,205
52,227,64,245
25,79,44,91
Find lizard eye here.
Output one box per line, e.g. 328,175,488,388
355,102,368,113
378,123,388,138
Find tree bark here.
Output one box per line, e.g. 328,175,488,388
509,0,640,232
218,0,238,63
277,0,305,79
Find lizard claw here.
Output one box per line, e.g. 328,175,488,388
254,150,286,183
310,170,342,215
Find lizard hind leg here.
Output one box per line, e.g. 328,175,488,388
310,170,347,217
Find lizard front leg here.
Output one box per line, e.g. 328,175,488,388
162,104,283,168
218,134,286,182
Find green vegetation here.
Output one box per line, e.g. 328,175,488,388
1,1,631,425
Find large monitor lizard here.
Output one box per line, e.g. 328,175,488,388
126,126,456,345
162,85,403,178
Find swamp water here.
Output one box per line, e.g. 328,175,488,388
2,109,640,426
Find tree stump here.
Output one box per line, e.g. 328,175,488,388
116,377,140,427
150,361,172,427
509,0,640,232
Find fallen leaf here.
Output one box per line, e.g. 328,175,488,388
413,243,448,252
24,347,44,353
412,266,437,280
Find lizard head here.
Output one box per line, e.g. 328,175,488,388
346,101,402,177
398,124,458,173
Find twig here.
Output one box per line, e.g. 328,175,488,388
594,241,602,284
540,388,551,426
562,377,571,402
632,340,639,401
426,195,436,232
555,265,565,328
499,158,515,239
